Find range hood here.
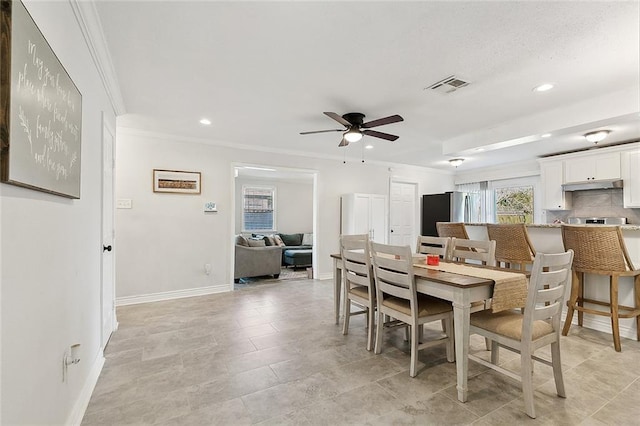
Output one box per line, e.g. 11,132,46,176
561,179,623,192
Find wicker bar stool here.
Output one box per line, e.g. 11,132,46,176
486,223,536,271
561,225,640,352
436,222,470,240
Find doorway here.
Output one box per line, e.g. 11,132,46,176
389,179,418,246
230,164,318,289
101,113,117,348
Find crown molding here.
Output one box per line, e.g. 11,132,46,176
68,0,126,115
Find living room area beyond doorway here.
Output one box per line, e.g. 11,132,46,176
233,165,316,287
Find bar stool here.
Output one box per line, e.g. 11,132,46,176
486,223,535,271
436,222,470,240
561,225,640,352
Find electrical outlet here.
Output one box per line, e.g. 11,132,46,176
204,263,212,275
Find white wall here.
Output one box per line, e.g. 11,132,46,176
115,128,454,298
234,177,313,234
0,1,116,424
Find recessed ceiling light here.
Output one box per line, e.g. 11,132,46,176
541,133,552,138
199,118,212,125
533,83,554,92
475,148,485,152
365,145,373,149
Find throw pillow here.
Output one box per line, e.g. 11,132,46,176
302,233,313,245
280,233,303,246
247,239,266,247
265,235,277,246
236,235,249,246
273,234,286,247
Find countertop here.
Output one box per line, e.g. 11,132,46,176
464,223,640,231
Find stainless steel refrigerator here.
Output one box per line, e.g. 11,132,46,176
421,191,481,236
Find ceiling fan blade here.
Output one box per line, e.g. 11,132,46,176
300,129,342,135
338,138,349,147
362,114,404,128
324,112,351,127
363,129,399,141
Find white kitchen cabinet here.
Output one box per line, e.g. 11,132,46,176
540,160,571,210
341,193,388,243
622,149,640,208
564,152,620,183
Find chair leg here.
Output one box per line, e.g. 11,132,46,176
444,316,455,363
610,275,622,352
342,297,351,336
374,310,384,354
484,338,492,351
550,340,566,398
521,352,536,419
562,270,580,336
635,275,640,341
577,273,584,326
367,302,375,352
410,323,419,377
490,340,499,364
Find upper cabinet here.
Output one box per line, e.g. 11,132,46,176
564,152,621,183
622,149,640,208
540,160,571,210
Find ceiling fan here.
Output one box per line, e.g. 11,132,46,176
300,112,404,147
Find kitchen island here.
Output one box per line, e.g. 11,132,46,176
464,223,640,340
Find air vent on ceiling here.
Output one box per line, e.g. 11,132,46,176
426,75,470,94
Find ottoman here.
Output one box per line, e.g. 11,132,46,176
283,249,312,267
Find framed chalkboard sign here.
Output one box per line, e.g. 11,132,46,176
0,0,82,199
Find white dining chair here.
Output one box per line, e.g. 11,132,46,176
370,241,454,377
468,249,574,418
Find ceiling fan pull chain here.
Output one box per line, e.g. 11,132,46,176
361,140,365,163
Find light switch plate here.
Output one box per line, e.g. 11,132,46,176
204,202,217,212
117,199,132,209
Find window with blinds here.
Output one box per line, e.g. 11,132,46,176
242,186,276,231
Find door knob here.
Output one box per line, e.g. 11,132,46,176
390,229,394,233
103,245,112,252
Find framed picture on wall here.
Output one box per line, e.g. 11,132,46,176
153,169,201,194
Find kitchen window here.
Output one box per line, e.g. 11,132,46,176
456,176,540,224
242,185,276,232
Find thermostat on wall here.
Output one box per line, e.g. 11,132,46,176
204,202,217,212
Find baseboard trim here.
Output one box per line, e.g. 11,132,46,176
317,272,333,281
116,284,230,306
66,350,105,426
561,312,637,340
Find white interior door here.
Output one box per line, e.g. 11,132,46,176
369,194,388,243
389,181,417,247
101,115,116,349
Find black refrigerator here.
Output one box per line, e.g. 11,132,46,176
421,191,480,236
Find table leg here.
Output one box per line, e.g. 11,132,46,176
334,258,342,325
453,300,471,402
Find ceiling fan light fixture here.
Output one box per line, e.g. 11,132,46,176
449,158,464,167
584,130,610,144
344,128,363,143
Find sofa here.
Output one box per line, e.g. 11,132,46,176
277,233,313,268
234,235,282,283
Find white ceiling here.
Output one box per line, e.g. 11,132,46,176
94,1,640,172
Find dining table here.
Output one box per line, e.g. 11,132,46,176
330,252,527,403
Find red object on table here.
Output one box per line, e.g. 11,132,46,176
426,254,440,266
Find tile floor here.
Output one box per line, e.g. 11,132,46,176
82,278,640,425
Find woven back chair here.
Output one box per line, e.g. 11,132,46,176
436,222,470,240
561,225,640,352
486,223,536,271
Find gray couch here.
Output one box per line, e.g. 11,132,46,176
234,236,282,283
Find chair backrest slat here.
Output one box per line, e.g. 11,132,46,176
416,236,450,258
523,250,574,339
340,234,373,291
370,241,417,310
450,238,496,266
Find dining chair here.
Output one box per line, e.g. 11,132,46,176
449,238,496,266
486,223,536,271
468,249,574,419
370,241,454,377
561,225,640,352
340,234,376,351
415,235,450,258
436,222,470,240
